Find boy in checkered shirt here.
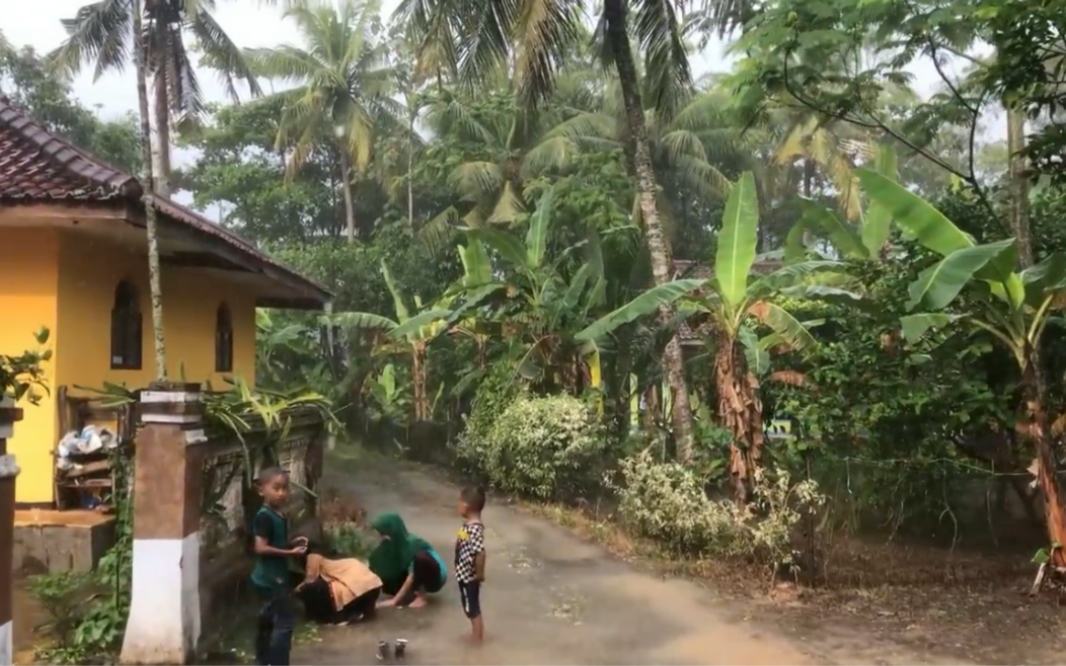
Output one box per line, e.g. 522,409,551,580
454,486,486,642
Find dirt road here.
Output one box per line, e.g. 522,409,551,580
294,453,817,666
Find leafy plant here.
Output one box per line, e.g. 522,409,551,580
330,261,451,421
441,187,608,396
453,361,524,481
202,376,339,486
613,449,825,573
323,523,372,559
479,393,606,500
858,167,1066,567
579,172,853,498
30,447,132,664
785,144,899,262
1,327,51,404
364,363,411,426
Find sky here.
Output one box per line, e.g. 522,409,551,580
5,0,978,210
6,0,732,117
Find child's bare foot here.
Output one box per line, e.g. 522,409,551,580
407,593,428,608
470,616,484,643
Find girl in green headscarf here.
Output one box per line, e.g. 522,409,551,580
368,513,447,609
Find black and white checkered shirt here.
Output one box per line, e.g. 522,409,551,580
454,521,485,584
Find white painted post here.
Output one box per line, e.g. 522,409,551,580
120,383,204,665
0,396,23,666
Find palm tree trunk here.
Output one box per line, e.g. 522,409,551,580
1007,108,1032,267
338,147,357,243
603,0,696,463
152,76,172,198
407,104,416,235
132,0,167,380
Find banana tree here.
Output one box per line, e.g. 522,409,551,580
577,172,848,498
785,145,898,262
330,261,450,421
443,187,608,395
858,167,1066,568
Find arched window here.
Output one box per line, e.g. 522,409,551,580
215,303,233,373
110,280,142,370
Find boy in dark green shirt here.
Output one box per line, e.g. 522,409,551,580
251,467,307,666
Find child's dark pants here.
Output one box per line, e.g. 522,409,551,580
255,586,295,665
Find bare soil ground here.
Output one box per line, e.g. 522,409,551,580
527,491,1066,665
296,448,1066,665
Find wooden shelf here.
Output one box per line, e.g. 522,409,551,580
57,479,112,489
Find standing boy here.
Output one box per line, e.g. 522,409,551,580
251,467,307,666
454,486,487,642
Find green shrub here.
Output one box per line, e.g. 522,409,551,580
613,450,825,571
453,364,520,480
324,522,371,558
481,394,605,500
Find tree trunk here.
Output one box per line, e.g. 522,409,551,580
803,159,814,198
642,383,659,431
1023,358,1066,567
407,107,415,235
715,338,764,503
132,0,167,381
1007,107,1032,268
151,76,172,198
338,147,357,243
412,341,427,421
1006,108,1060,556
603,0,696,463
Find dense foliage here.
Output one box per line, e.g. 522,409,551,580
9,0,1066,608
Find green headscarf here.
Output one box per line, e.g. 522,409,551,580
367,513,434,584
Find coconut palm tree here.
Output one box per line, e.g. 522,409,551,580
414,78,612,248
43,0,173,379
50,0,260,197
397,0,700,460
245,0,407,243
554,82,769,244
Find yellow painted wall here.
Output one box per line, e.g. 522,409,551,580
55,231,258,395
0,229,60,507
4,228,259,504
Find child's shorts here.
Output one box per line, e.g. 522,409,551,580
458,581,481,619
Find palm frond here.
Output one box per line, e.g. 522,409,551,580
51,0,133,81
188,7,262,102
450,161,504,201
245,45,321,82
632,0,691,121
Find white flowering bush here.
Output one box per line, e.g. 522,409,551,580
747,468,826,570
482,394,605,499
613,449,825,571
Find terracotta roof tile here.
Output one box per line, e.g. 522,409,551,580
0,102,135,200
0,96,330,306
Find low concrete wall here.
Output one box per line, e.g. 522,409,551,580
13,510,116,574
196,409,325,621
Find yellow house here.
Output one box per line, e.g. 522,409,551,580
0,97,331,506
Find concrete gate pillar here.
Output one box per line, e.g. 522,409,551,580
120,383,205,665
0,397,22,666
